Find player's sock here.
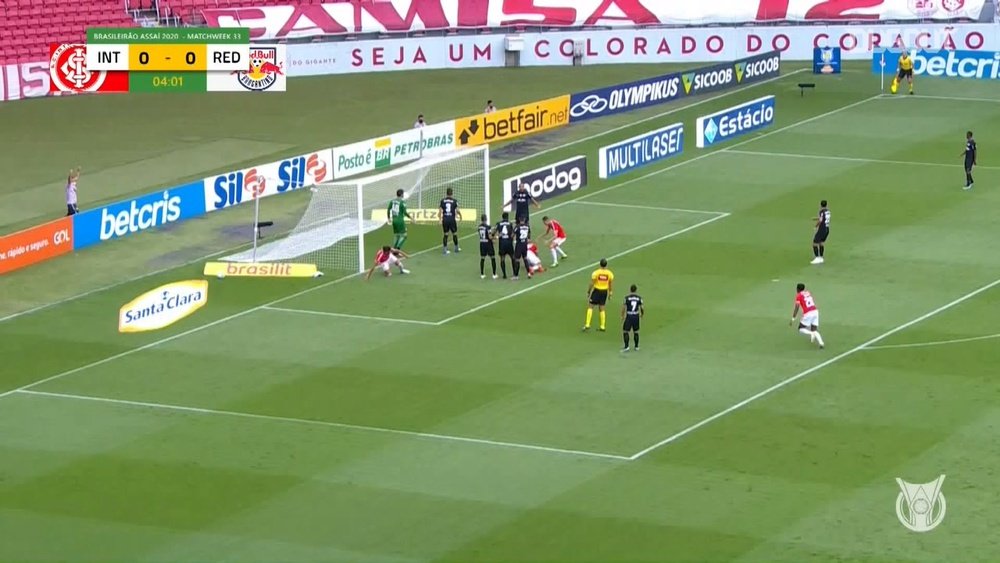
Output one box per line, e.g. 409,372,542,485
490,257,497,276
813,331,825,347
633,333,639,348
442,235,449,250
909,82,914,93
813,245,820,258
819,245,825,258
585,309,593,328
480,258,485,276
623,333,630,348
551,248,559,264
599,311,606,330
967,172,974,186
500,259,508,278
557,247,567,258
512,260,520,277
799,328,812,337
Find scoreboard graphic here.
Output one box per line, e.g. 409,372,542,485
49,28,285,94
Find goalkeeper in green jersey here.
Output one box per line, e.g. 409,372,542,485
387,188,414,249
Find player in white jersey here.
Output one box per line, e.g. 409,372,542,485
65,166,80,215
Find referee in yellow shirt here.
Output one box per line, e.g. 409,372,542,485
892,51,914,95
583,258,614,332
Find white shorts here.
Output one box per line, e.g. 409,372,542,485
551,237,566,247
526,251,541,267
801,310,819,328
379,255,400,272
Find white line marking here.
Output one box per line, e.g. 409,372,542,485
628,277,1000,461
263,306,438,326
726,149,1000,171
570,201,727,215
15,389,629,461
901,94,1000,104
863,332,1000,351
434,214,730,326
0,86,870,400
0,69,806,326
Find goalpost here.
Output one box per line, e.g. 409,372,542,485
221,145,490,273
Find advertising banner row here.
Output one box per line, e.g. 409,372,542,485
285,24,1000,76
202,0,993,40
873,48,1000,79
1,51,777,273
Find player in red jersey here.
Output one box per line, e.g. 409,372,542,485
541,216,568,267
365,246,410,280
525,242,546,275
790,283,825,349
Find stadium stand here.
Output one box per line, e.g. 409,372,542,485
0,0,137,63
159,0,306,26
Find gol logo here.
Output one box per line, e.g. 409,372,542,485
306,153,328,183
53,229,71,245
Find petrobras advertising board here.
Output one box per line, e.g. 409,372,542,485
569,51,780,122
502,156,588,211
204,148,333,212
599,123,684,179
696,96,776,149
331,121,456,179
872,49,1000,80
73,181,207,250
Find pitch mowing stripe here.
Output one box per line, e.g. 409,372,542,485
262,306,439,326
0,83,874,401
0,68,809,326
726,149,1000,170
14,389,631,461
627,277,1000,461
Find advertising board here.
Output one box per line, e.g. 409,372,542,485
501,156,588,211
332,121,456,179
0,217,73,274
204,149,333,212
599,123,684,179
455,96,570,147
696,96,776,149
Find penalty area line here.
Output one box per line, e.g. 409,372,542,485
15,389,631,462
628,276,1000,461
262,306,438,326
570,201,728,215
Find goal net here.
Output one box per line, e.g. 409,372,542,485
220,145,489,273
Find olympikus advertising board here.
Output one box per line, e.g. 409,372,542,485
331,121,456,179
202,0,993,40
569,52,780,123
873,49,1000,80
204,149,333,212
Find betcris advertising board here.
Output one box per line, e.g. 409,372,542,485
73,181,206,250
569,51,780,122
696,95,776,148
873,49,1000,80
599,123,683,179
206,148,333,212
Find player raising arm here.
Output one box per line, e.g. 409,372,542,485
365,246,410,280
387,189,414,249
541,216,569,267
503,183,541,226
790,282,825,349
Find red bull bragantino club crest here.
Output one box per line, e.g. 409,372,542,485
206,44,286,92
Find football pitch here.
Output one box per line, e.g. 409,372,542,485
2,63,1000,561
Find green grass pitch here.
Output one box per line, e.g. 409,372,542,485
1,62,999,561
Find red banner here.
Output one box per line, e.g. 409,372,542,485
202,0,990,40
0,217,74,275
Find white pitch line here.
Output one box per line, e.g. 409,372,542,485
726,149,1000,171
15,389,630,462
571,201,727,215
434,213,731,326
0,68,807,326
0,83,871,400
628,276,1000,461
903,94,1000,104
263,306,438,326
863,332,1000,351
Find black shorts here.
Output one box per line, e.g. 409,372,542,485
622,316,640,332
589,289,608,306
813,227,829,244
479,242,495,257
66,204,78,216
897,68,913,79
499,242,514,257
514,243,528,259
442,217,458,233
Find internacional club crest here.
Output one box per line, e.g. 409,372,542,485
49,44,108,93
895,475,947,532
